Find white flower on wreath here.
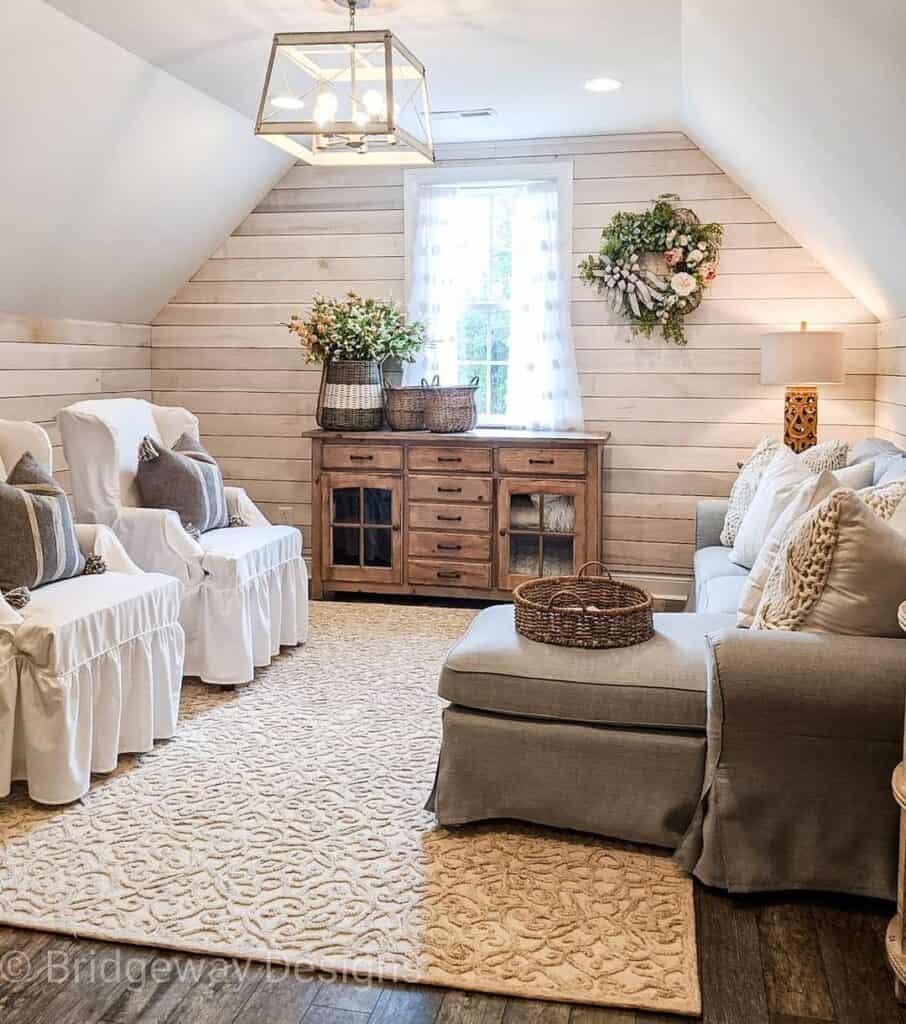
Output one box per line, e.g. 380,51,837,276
686,249,705,266
678,234,690,247
670,272,698,297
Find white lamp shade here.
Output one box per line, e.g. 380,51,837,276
760,330,845,385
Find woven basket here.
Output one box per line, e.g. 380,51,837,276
514,562,654,649
422,375,479,433
383,380,427,431
317,359,383,431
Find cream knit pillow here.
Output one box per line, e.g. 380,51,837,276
752,481,906,636
720,438,849,548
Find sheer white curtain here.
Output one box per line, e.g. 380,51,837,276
404,176,583,431
506,180,584,431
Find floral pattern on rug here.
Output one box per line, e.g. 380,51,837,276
0,602,700,1015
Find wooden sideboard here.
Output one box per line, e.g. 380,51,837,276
305,429,609,601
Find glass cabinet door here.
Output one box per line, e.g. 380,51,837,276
321,473,402,584
497,479,586,590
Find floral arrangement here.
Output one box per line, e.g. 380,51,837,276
578,194,723,345
285,292,427,364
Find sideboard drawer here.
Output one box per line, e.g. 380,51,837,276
322,444,402,471
408,446,492,473
408,531,491,561
408,559,491,589
497,447,586,476
407,503,491,532
408,474,492,504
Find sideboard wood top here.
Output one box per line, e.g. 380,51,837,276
304,428,610,444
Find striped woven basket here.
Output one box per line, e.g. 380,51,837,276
317,359,383,431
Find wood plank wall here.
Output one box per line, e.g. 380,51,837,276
876,318,906,448
151,132,878,588
0,314,151,492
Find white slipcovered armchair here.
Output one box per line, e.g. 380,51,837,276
58,398,308,686
0,419,184,805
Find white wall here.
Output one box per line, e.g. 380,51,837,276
876,319,906,447
0,0,292,324
682,0,906,321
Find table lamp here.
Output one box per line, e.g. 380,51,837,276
761,322,845,453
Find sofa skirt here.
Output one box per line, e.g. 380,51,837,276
1,621,185,806
428,705,707,849
180,554,309,686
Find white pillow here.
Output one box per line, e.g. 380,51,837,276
752,481,906,637
720,438,849,548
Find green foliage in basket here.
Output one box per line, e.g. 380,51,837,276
285,292,427,364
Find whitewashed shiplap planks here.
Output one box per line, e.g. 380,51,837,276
151,131,879,585
0,314,151,494
875,318,906,447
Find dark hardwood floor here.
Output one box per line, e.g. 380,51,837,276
1,885,903,1024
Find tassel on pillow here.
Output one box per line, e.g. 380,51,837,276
4,587,30,610
138,436,160,462
83,555,107,575
229,514,248,528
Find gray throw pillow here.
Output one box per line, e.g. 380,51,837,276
136,432,229,536
0,452,85,595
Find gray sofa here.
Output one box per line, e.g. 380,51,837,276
432,441,906,900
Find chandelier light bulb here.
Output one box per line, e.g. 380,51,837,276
314,89,339,127
270,95,305,110
362,89,384,117
354,109,370,128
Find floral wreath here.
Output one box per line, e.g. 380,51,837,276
578,194,723,345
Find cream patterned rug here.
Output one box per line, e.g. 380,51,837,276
0,602,700,1016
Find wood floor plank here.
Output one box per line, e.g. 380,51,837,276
303,1007,371,1024
568,1005,635,1022
368,982,445,1023
695,887,770,1024
97,951,209,1023
313,979,383,1013
0,932,75,1023
157,957,264,1024
502,997,571,1021
756,904,835,1020
230,967,322,1023
814,904,906,1024
435,990,508,1023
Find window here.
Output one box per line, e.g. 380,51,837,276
404,164,583,431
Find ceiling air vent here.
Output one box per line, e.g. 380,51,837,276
431,108,498,121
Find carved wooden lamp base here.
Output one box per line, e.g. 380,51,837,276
784,385,818,453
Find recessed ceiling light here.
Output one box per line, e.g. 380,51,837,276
271,95,305,110
584,77,622,93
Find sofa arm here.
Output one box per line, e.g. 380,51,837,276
695,499,729,551
113,507,205,585
708,627,906,743
75,524,143,575
224,486,270,527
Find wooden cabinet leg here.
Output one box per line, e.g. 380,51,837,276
896,977,906,1004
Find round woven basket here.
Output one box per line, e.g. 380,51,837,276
383,380,427,431
514,562,654,649
317,359,383,431
422,375,479,433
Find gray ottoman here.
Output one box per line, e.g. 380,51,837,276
428,605,734,848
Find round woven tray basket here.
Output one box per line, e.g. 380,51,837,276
514,562,654,649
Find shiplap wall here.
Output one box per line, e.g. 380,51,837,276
876,318,906,448
0,314,151,492
152,132,878,591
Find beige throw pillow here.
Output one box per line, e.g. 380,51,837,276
752,481,906,637
720,438,849,548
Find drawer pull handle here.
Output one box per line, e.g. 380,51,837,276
437,514,462,522
437,456,462,463
437,570,461,579
528,458,555,465
349,454,374,461
437,543,461,551
437,486,462,494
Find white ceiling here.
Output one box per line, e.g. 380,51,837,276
44,0,683,142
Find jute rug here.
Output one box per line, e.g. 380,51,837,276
0,602,700,1015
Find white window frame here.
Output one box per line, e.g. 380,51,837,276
403,161,573,425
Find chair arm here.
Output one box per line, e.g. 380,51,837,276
74,524,143,575
707,627,906,744
113,507,205,585
224,486,271,527
695,499,729,551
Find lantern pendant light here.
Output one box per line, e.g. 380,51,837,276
255,0,434,166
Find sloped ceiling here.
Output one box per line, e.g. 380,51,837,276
683,0,906,321
0,0,293,323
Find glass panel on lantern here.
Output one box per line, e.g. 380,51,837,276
363,487,392,526
332,526,360,566
509,533,540,577
363,527,392,568
509,493,540,531
333,487,360,524
391,38,431,152
542,494,575,533
541,535,574,577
